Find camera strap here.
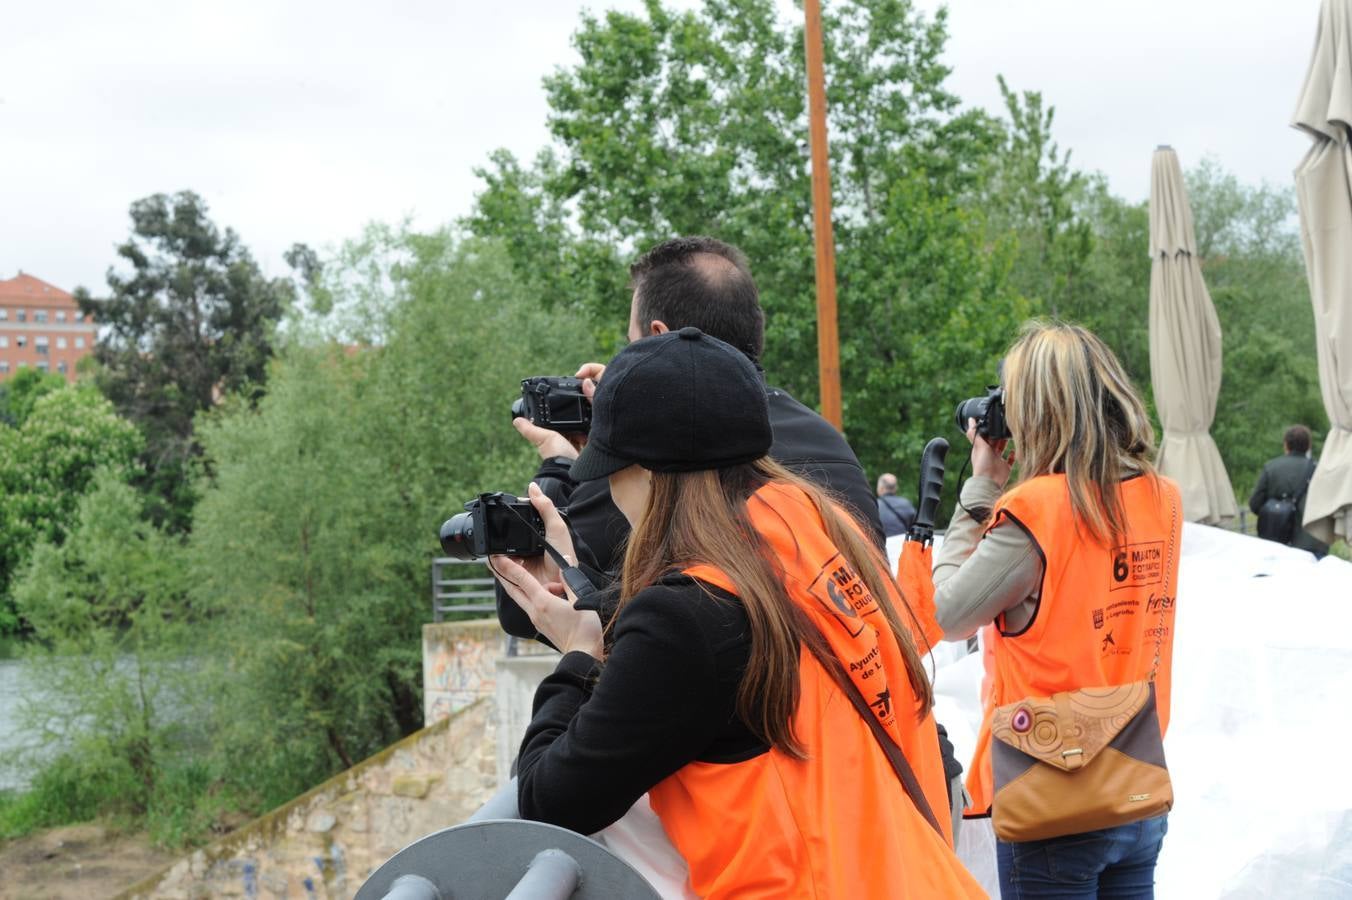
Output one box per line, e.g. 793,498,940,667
504,502,598,601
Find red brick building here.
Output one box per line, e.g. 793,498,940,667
0,272,98,383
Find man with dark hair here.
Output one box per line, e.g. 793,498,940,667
506,236,884,608
1249,424,1327,557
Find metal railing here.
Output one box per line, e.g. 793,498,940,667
431,557,497,620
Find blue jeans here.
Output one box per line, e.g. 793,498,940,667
997,815,1169,899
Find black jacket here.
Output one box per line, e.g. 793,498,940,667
1250,452,1326,555
877,494,917,538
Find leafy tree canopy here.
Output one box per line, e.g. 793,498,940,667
0,386,142,632
0,368,66,429
470,0,1023,483
75,191,304,531
188,234,595,806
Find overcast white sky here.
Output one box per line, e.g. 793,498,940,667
0,0,1320,295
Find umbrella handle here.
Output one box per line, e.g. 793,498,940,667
908,437,949,545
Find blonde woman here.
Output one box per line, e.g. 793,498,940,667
935,321,1181,898
494,328,984,899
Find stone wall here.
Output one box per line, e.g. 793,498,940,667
422,618,555,726
120,620,558,899
119,701,495,899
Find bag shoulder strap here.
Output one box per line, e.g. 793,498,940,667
802,636,945,838
1149,489,1179,683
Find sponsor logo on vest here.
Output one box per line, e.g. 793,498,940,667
1145,593,1175,613
870,688,893,720
808,556,868,637
1101,630,1133,658
849,645,881,680
1128,793,1151,802
1110,541,1165,591
1093,608,1104,629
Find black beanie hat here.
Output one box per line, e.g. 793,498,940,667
570,327,773,482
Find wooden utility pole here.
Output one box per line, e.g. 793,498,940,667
803,0,843,431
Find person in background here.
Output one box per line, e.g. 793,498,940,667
1249,424,1327,558
876,472,918,538
493,328,983,899
933,321,1181,898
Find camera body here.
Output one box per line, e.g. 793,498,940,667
440,492,546,560
511,376,591,434
955,386,1011,440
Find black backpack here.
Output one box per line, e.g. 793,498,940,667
1257,460,1316,544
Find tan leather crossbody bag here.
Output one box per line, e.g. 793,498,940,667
990,501,1177,843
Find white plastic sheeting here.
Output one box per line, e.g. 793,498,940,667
891,525,1352,898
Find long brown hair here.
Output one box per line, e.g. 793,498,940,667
615,457,933,758
1003,320,1157,545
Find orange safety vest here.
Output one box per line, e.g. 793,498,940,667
653,481,984,899
963,473,1181,819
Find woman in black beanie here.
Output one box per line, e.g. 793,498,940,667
491,328,982,899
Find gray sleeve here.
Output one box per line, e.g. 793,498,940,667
932,478,1043,641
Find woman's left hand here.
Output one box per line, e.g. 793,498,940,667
490,482,602,658
967,417,1015,489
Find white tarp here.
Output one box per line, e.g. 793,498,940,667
891,526,1352,898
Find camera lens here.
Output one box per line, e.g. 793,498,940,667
510,398,526,421
955,396,989,433
439,512,478,560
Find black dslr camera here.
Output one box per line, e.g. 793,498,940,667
440,492,546,561
955,386,1011,440
511,376,591,434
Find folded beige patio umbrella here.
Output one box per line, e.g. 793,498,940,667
1293,0,1352,545
1148,146,1238,525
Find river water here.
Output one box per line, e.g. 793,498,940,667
0,656,41,791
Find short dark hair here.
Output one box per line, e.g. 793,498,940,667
629,236,765,361
1284,425,1312,454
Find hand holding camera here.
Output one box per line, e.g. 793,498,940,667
956,385,1015,488
511,374,595,461
489,484,602,658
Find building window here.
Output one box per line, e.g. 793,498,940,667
75,337,86,349
0,361,8,373
16,336,26,348
57,337,68,349
34,310,48,324
36,337,49,356
56,311,67,323
58,361,69,375
16,310,26,322
0,337,7,349
36,361,49,372
0,308,7,320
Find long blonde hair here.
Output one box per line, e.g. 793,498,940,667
1002,320,1156,545
615,457,933,759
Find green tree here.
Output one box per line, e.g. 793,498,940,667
189,235,595,808
9,468,189,823
0,368,66,428
75,192,303,531
0,386,142,631
1184,160,1324,489
470,0,1023,484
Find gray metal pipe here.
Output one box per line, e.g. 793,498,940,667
466,777,521,822
382,874,441,900
503,849,583,900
